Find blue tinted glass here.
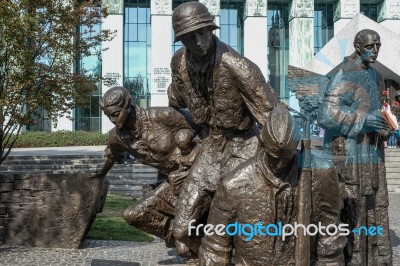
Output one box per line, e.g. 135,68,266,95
220,9,228,24
138,8,147,23
229,10,237,23
126,24,137,41
314,11,321,26
220,25,228,43
125,42,147,77
147,25,151,44
127,7,137,23
124,45,129,77
229,25,237,46
138,24,146,41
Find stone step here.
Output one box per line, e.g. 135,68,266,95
385,158,400,163
1,161,105,166
385,162,400,168
387,185,397,192
384,150,400,155
3,154,105,160
386,168,400,173
386,173,400,179
0,164,150,171
110,178,157,185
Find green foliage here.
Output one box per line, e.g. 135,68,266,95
9,131,108,148
87,193,154,242
0,1,115,163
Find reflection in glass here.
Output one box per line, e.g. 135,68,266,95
220,0,243,54
75,7,102,132
361,4,378,22
124,0,151,108
314,3,334,54
267,3,289,104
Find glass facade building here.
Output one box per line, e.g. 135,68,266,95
124,0,151,108
65,0,400,133
75,9,102,132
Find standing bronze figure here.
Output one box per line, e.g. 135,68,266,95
199,105,346,265
318,29,392,265
168,1,279,258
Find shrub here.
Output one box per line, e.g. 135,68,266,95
9,131,108,148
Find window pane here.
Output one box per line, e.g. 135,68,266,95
126,24,138,42
147,24,151,43
127,8,137,23
91,96,100,117
138,8,147,23
220,9,228,24
138,24,147,41
229,10,237,23
229,25,237,46
220,26,228,43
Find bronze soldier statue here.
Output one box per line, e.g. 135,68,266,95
199,105,346,265
318,29,392,265
94,86,199,243
167,1,279,258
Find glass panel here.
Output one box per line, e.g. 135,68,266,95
128,7,137,23
229,10,237,23
147,24,151,44
91,96,100,117
138,7,147,23
229,25,237,46
90,118,101,132
220,26,228,43
124,2,150,107
129,42,147,77
267,3,289,102
220,9,228,24
138,24,147,42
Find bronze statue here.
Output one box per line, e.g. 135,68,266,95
95,86,199,243
168,1,279,258
96,86,198,176
199,105,346,265
318,29,392,265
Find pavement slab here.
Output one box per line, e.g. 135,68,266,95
0,193,399,265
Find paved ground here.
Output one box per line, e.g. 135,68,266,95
0,192,398,265
1,146,400,265
0,238,186,266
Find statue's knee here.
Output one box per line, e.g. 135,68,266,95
123,204,143,225
173,224,189,241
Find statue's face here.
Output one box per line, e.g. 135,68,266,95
355,33,381,64
180,26,213,57
103,105,129,130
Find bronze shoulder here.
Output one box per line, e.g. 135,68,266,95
171,47,185,71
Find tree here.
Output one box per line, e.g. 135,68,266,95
0,0,114,164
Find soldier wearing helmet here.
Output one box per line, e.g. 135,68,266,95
199,105,346,265
168,1,279,259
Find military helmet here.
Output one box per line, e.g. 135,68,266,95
172,1,219,43
262,104,301,158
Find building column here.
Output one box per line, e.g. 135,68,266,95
289,0,314,110
378,0,400,36
150,0,173,107
243,0,268,79
333,0,360,35
101,0,124,133
199,0,221,38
